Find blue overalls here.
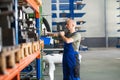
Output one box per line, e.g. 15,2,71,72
63,42,80,80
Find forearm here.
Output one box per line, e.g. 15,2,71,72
47,32,59,37
60,35,73,43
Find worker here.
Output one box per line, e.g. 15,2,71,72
47,18,81,80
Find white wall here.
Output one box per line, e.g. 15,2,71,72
42,0,52,30
106,0,119,37
81,0,119,37
81,0,105,37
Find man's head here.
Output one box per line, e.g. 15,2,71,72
66,18,76,32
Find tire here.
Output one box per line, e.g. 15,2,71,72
42,17,51,32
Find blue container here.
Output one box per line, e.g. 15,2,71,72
40,37,51,45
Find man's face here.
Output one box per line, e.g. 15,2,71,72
66,20,73,31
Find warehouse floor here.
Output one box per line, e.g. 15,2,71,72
44,48,120,80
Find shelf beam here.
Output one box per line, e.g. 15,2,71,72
0,51,40,80
25,0,41,13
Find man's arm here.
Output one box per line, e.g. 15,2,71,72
47,32,59,37
60,31,74,43
47,31,75,43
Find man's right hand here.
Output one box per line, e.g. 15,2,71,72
59,31,65,37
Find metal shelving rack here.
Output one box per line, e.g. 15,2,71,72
51,0,86,28
0,0,43,80
51,0,88,50
0,51,41,80
116,0,120,48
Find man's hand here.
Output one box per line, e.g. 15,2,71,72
59,31,65,36
60,31,74,43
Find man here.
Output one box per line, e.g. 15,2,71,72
48,18,81,80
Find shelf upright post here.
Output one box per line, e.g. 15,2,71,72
35,11,41,80
69,0,74,19
14,0,19,45
36,55,41,80
36,12,41,38
14,0,20,79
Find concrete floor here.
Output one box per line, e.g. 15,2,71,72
44,48,120,80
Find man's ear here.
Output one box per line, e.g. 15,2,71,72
72,24,75,27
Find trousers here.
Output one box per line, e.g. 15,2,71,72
63,42,80,80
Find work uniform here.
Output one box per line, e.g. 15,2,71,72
63,31,81,80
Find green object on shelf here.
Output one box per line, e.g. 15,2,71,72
29,13,35,18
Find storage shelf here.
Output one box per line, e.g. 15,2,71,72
25,0,41,13
0,11,13,16
0,51,40,80
0,0,42,79
77,30,86,32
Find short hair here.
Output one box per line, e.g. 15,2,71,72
66,18,76,27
